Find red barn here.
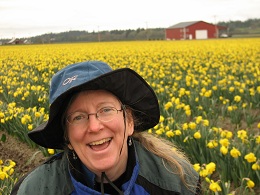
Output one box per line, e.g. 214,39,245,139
165,21,227,40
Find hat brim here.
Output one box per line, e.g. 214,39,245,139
28,68,160,149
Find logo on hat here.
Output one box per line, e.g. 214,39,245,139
63,75,78,85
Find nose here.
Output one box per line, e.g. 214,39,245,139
87,114,101,132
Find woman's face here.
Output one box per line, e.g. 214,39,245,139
66,90,134,180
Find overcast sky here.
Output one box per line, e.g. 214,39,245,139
0,0,259,39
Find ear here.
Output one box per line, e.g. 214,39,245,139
124,108,134,136
127,116,134,136
68,143,73,150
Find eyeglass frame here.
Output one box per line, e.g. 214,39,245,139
66,106,124,126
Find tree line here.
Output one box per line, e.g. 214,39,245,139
218,18,260,35
29,28,165,44
1,18,259,44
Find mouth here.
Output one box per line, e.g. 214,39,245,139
88,138,112,151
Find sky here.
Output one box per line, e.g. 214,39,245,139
0,0,260,39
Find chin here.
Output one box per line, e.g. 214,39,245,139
94,158,117,171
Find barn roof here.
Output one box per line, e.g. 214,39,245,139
167,21,201,29
7,37,17,44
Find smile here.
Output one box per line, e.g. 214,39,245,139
89,137,112,146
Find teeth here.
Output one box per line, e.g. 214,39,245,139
89,138,111,146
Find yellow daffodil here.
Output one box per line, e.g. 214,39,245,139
47,149,55,155
0,171,8,180
174,130,181,136
28,124,33,131
166,130,174,138
188,122,196,130
246,179,255,188
155,129,163,135
237,130,248,142
195,116,203,124
207,140,218,148
220,146,228,155
194,131,201,139
202,120,209,126
206,162,216,175
256,135,260,144
193,163,200,172
164,102,173,110
159,115,165,123
244,153,257,163
199,169,208,177
234,95,241,102
252,163,260,170
230,147,241,158
219,138,230,147
227,106,233,112
209,180,222,192
182,123,188,130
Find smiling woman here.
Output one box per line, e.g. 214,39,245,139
64,90,133,182
11,60,201,195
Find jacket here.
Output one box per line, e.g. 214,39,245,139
11,140,200,195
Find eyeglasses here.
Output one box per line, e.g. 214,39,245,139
66,106,123,126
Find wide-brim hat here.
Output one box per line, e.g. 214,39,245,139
28,61,160,149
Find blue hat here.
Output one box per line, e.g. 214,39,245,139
28,61,160,149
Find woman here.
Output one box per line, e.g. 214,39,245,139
12,61,201,195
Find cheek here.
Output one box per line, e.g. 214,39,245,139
110,119,125,134
67,127,84,143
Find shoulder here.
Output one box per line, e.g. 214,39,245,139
134,141,182,185
134,140,199,195
12,152,74,195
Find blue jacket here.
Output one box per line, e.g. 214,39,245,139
12,140,200,195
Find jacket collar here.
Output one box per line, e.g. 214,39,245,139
68,141,140,194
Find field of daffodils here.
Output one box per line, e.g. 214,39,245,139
0,38,259,194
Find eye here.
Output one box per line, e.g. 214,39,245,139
73,115,84,121
69,112,87,123
100,107,114,113
100,107,115,114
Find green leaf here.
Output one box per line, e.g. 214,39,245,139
1,133,6,142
